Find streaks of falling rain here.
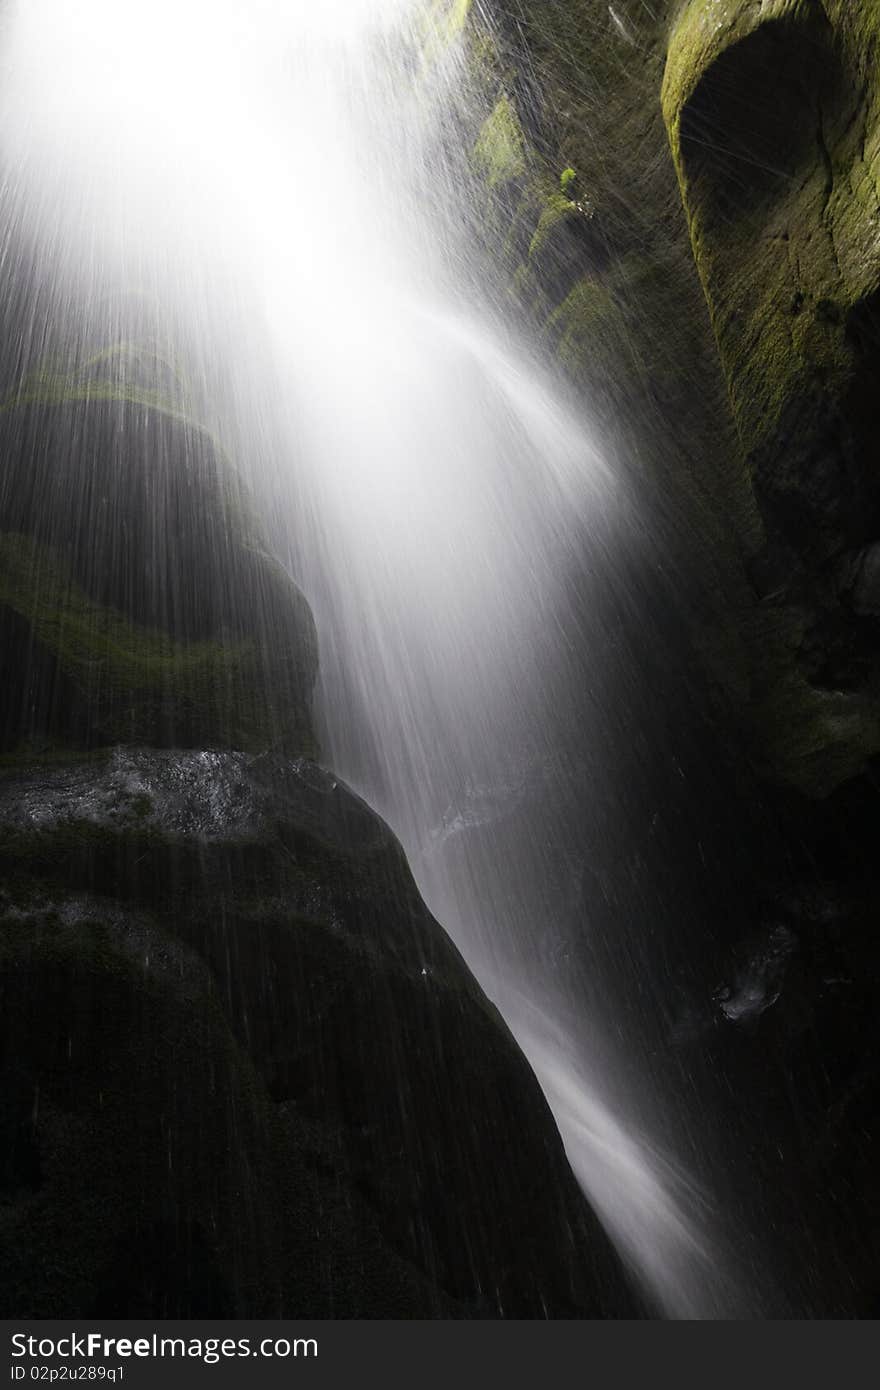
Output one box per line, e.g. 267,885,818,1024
0,0,754,1317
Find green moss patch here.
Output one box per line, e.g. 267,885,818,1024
0,532,312,753
472,95,527,188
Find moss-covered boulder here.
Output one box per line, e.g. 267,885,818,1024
0,355,317,757
0,748,636,1317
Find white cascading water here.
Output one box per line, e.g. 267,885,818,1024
0,0,751,1316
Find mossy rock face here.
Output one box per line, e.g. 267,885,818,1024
0,748,637,1318
662,0,880,792
467,0,880,1312
663,0,878,530
460,0,880,796
458,0,773,783
0,377,317,756
456,7,758,491
472,94,527,189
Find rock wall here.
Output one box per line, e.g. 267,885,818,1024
458,0,880,1313
456,0,880,797
665,0,880,794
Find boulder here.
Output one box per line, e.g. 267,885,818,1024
0,748,636,1317
0,359,317,756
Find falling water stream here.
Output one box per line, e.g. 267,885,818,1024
0,0,755,1317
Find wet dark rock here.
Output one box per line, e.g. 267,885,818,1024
0,748,637,1318
0,386,317,756
0,337,638,1317
843,542,880,618
471,0,880,1314
714,925,797,1026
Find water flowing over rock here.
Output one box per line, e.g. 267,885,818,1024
1,0,879,1323
0,385,635,1318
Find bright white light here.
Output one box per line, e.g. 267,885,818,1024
0,0,419,278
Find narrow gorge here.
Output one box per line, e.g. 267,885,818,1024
0,0,878,1322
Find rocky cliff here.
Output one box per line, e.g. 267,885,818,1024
457,0,880,1314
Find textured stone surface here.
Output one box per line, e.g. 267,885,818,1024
466,0,880,1315
664,0,880,795
0,332,639,1317
0,748,636,1317
457,0,880,798
0,362,318,757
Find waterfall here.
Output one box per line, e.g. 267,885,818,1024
0,0,756,1317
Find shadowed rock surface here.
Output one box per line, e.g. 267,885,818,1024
0,747,637,1317
459,0,880,1314
0,372,317,756
0,376,637,1318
